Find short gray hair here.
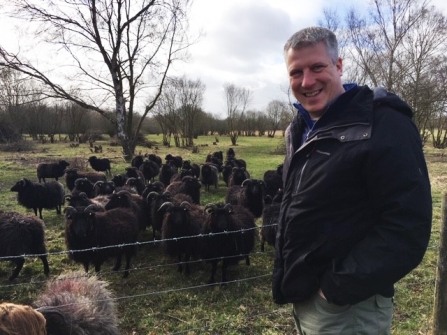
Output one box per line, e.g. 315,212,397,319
284,27,339,64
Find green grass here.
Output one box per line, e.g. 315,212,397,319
0,134,443,334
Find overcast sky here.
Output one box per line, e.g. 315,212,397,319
173,0,447,116
1,0,447,117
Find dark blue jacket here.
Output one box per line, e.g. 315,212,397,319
272,85,432,306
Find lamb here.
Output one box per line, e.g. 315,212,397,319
64,168,107,192
104,190,149,231
260,189,283,252
37,160,70,183
11,178,65,219
202,203,256,284
88,156,111,175
0,210,49,280
64,205,139,277
158,201,205,274
33,272,119,335
263,163,284,198
166,175,202,205
225,178,266,218
200,163,219,191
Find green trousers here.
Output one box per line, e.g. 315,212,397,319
292,293,393,335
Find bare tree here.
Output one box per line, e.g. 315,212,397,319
0,0,195,161
223,83,252,145
265,99,289,138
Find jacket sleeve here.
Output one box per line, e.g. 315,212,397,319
320,107,432,306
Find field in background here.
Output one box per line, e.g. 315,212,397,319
0,133,445,335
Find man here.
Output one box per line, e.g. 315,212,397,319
272,26,432,334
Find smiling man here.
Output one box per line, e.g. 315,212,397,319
272,26,432,334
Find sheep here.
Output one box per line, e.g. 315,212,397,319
124,176,145,195
147,153,163,167
125,166,146,183
71,177,95,198
139,159,160,183
166,175,202,205
225,178,266,218
158,201,205,274
226,147,236,160
65,168,107,192
104,190,149,231
146,191,193,240
228,166,251,187
165,153,183,168
260,189,283,252
182,160,201,178
159,161,178,186
205,154,223,172
93,180,116,196
11,178,65,219
111,173,127,187
64,192,109,211
142,181,166,201
88,156,111,175
202,203,256,284
131,154,145,169
64,205,139,277
200,163,219,191
33,272,119,335
37,160,70,183
0,210,49,280
170,168,196,183
263,163,284,198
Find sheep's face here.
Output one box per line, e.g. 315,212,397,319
10,179,30,192
105,193,131,210
205,206,231,233
70,213,94,238
65,193,91,208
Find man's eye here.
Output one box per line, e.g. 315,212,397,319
313,65,326,72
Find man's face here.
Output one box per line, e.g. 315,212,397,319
286,41,344,120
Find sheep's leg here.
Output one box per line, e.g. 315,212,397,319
83,262,89,273
260,239,265,252
123,250,132,278
207,261,217,284
9,257,25,281
245,255,250,266
183,253,191,275
38,208,44,220
40,255,50,276
113,251,123,272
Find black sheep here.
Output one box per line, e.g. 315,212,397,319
37,160,70,183
0,210,50,280
125,166,146,183
202,203,256,284
228,166,251,187
159,201,205,274
225,179,266,218
33,272,119,335
147,153,163,167
64,192,109,211
263,164,284,198
88,156,111,175
159,161,178,186
64,205,139,277
71,177,95,198
111,173,127,187
166,175,202,205
181,160,201,178
105,190,149,231
11,178,65,219
200,163,219,191
93,180,116,196
139,159,160,183
131,154,145,169
124,176,145,195
260,189,283,252
165,154,183,168
65,168,107,192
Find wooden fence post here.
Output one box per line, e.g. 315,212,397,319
433,193,447,335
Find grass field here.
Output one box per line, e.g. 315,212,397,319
0,134,445,335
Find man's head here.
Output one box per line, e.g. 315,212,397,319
284,27,345,119
0,303,47,335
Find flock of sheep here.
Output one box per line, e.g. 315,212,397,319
1,148,284,334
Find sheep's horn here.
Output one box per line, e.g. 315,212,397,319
204,203,217,214
63,206,77,217
180,201,191,210
241,179,251,187
158,202,174,212
223,203,234,213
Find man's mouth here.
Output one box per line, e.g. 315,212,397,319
303,90,321,98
